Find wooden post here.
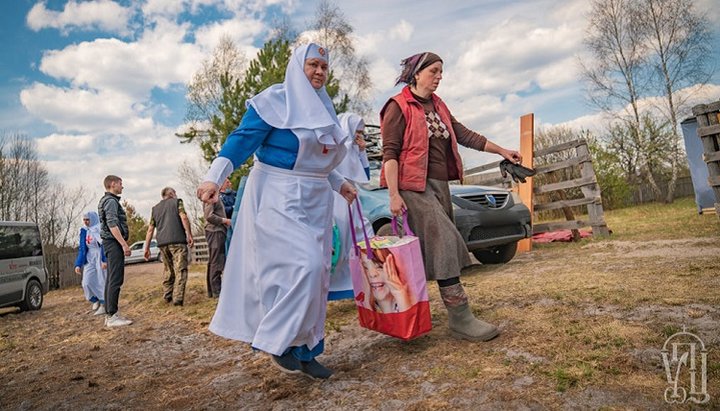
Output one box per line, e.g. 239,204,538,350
517,114,534,253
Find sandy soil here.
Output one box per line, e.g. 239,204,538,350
1,237,718,410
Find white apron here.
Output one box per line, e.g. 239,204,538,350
82,233,106,302
209,131,347,356
328,195,373,300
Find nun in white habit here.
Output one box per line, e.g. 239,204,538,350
328,112,374,301
197,43,357,380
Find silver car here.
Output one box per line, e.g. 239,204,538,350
0,221,48,311
124,240,162,264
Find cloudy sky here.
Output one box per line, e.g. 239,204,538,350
1,0,719,219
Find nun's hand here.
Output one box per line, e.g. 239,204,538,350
340,181,357,204
197,181,220,203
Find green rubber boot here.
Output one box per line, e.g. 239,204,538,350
440,283,499,342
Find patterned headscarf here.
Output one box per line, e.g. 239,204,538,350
395,52,443,86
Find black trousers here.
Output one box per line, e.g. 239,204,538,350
103,239,125,316
205,230,226,297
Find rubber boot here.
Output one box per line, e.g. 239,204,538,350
439,283,499,342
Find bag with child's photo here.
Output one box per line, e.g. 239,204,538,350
348,203,431,341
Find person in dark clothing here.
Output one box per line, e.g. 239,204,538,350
144,187,194,306
220,183,237,219
204,179,231,298
98,175,133,327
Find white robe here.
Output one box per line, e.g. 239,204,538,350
209,138,346,355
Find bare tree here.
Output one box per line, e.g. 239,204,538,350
177,158,207,235
637,0,714,202
304,0,373,116
581,0,663,198
180,35,248,146
0,133,92,248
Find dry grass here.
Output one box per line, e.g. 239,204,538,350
1,197,719,409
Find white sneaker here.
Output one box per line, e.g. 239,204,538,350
91,301,100,311
105,313,133,327
93,305,106,316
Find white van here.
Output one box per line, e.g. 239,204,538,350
0,221,48,311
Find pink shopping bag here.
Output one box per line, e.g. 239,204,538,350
348,202,431,341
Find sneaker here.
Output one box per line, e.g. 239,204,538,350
91,301,100,311
270,353,303,375
105,313,133,327
93,305,106,316
300,358,334,380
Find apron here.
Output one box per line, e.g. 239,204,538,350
209,129,347,356
82,232,106,302
328,195,374,300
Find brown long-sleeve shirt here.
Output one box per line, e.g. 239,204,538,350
203,201,227,234
381,92,487,181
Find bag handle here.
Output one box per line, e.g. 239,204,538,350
391,210,415,237
348,200,374,259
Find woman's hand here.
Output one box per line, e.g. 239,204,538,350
389,192,406,217
101,262,107,270
197,181,220,203
383,254,412,310
340,181,357,204
501,149,522,164
74,266,81,275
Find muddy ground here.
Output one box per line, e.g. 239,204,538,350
1,235,719,410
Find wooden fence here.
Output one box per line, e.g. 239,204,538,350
692,101,720,218
465,139,610,237
46,252,81,290
192,236,209,263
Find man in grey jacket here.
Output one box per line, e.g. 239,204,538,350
98,175,133,327
144,187,194,306
204,179,231,298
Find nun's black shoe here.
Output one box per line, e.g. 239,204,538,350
270,353,303,375
300,358,334,380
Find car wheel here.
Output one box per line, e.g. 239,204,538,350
18,279,43,311
472,242,518,264
375,222,393,236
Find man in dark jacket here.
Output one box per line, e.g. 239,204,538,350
98,175,133,327
144,187,194,306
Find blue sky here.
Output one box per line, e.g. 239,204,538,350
1,0,719,219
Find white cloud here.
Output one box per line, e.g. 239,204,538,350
37,20,205,100
26,0,133,36
35,133,98,157
193,17,264,55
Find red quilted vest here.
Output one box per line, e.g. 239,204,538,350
380,86,464,192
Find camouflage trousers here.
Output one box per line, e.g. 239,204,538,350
160,244,188,303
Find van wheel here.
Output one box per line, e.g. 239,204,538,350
472,242,518,264
19,279,43,311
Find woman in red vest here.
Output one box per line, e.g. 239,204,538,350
380,52,521,342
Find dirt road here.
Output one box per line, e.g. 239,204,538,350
1,236,719,410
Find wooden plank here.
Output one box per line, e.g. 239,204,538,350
534,196,600,211
464,160,502,176
692,101,720,116
697,123,720,137
518,113,534,253
708,175,720,187
535,139,585,158
532,220,587,233
703,150,720,163
534,154,591,175
534,176,597,194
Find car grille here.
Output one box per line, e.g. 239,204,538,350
469,225,525,241
459,193,508,209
